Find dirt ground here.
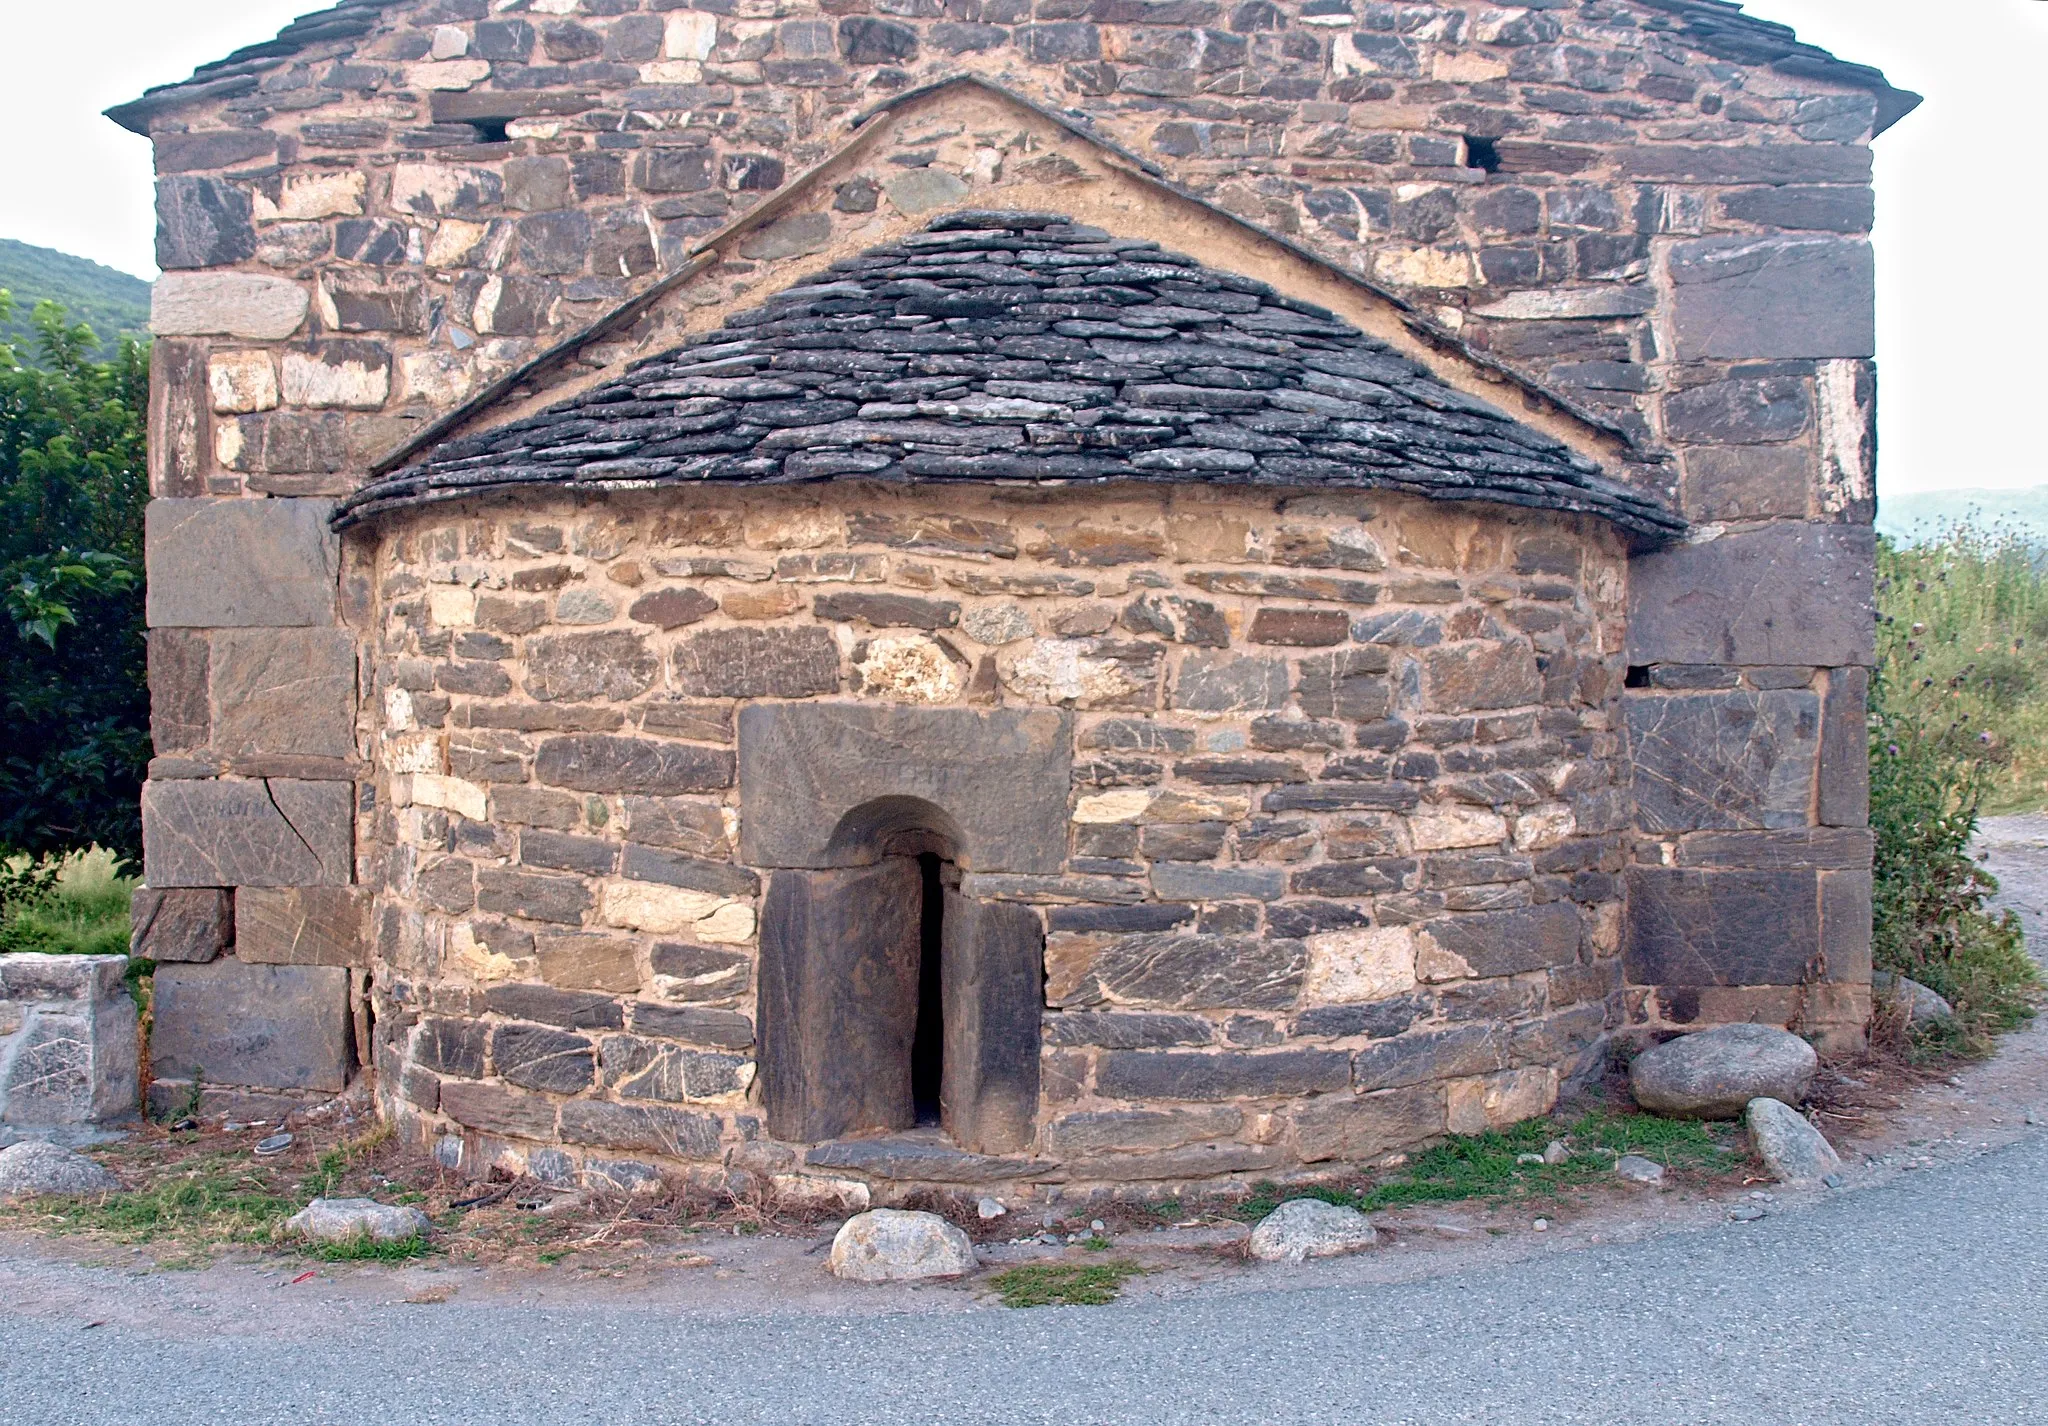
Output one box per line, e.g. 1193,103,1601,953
3,815,2043,1322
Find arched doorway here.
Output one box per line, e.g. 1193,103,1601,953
756,795,1042,1154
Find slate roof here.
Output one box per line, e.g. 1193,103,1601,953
333,213,1683,540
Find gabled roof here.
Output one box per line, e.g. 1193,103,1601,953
333,212,1684,541
107,0,1919,139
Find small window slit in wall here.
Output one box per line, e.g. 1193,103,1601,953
1624,665,1653,689
467,119,511,144
1464,135,1502,174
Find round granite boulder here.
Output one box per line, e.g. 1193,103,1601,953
1247,1198,1379,1263
0,1141,119,1198
828,1208,976,1283
1629,1024,1817,1120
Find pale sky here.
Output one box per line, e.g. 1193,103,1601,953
0,0,2040,496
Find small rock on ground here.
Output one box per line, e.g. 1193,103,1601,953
1630,1023,1817,1119
1247,1199,1379,1264
1745,1097,1844,1183
1614,1155,1666,1185
1873,971,1956,1028
977,1196,1006,1220
828,1209,975,1283
0,1141,117,1198
285,1198,431,1244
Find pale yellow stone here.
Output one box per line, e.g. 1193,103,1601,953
666,10,719,58
413,773,488,822
475,276,556,334
1145,788,1251,823
600,882,731,935
769,1174,871,1213
283,350,390,409
427,586,477,627
1168,511,1252,561
424,219,490,268
206,351,278,414
856,635,964,704
383,686,416,733
1513,805,1576,851
721,585,802,620
408,59,491,90
639,60,704,84
213,419,245,469
1409,806,1507,851
696,903,757,944
384,731,442,775
450,922,526,982
531,0,580,12
430,24,468,59
399,351,476,407
1073,788,1154,824
743,504,841,550
1433,51,1510,83
251,171,366,223
1332,30,1413,76
999,639,1147,706
1373,246,1475,289
1447,1067,1559,1135
1304,928,1418,1005
1471,7,1531,43
505,119,563,140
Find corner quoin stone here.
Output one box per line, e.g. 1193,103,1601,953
1668,236,1876,361
737,704,1073,872
142,779,354,888
149,959,352,1093
1627,524,1876,669
150,272,309,340
145,498,338,628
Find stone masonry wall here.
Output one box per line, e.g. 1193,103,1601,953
364,484,1629,1185
133,0,1885,1116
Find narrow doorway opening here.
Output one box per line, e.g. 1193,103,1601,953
911,851,946,1125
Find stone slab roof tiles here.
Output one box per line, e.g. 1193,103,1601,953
335,212,1684,541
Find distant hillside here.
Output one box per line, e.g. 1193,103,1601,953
0,240,151,364
1878,487,2048,547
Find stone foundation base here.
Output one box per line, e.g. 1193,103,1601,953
0,954,140,1130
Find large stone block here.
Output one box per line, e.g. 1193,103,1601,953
1662,378,1810,446
151,273,309,340
1289,1084,1445,1163
1053,933,1307,1012
736,704,1073,873
1626,689,1819,833
235,887,368,967
142,779,353,888
673,626,840,698
1624,867,1820,987
157,176,256,270
1626,525,1876,669
145,499,338,628
534,735,732,795
209,628,357,760
150,960,351,1093
1415,903,1583,979
1818,667,1870,827
1669,236,1875,360
1096,1048,1351,1101
148,629,210,753
0,954,140,1126
148,340,207,497
130,887,232,963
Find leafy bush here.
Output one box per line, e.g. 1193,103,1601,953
1870,528,2044,1046
0,295,150,895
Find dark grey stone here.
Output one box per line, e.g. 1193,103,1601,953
208,628,356,760
1043,1012,1217,1048
1297,648,1394,722
413,1017,487,1078
1042,1105,1243,1156
149,960,351,1092
534,735,733,794
142,779,352,888
145,499,337,628
620,845,758,898
235,887,366,967
148,628,210,755
1293,995,1427,1041
1818,666,1870,827
1290,1084,1446,1163
939,890,1043,1154
1627,524,1877,668
736,704,1072,873
1150,864,1287,902
1669,236,1874,360
1718,186,1875,234
839,16,917,62
1417,903,1583,978
1683,445,1811,521
1662,378,1810,446
157,176,255,269
154,130,278,172
526,631,659,703
1619,145,1873,186
804,1137,1050,1183
1096,1048,1351,1100
1352,1022,1511,1092
1672,827,1873,870
557,1099,722,1157
439,1081,558,1139
600,1035,743,1100
1624,866,1821,986
815,592,960,629
673,626,840,699
622,797,726,856
1627,689,1820,832
1173,651,1288,713
1060,933,1306,1012
129,887,233,964
647,941,751,1001
628,1002,755,1049
482,983,624,1030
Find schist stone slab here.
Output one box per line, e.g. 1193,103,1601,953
1626,689,1820,833
142,779,353,888
150,960,352,1093
1627,524,1876,669
0,954,140,1127
209,628,358,759
1668,236,1876,361
145,498,338,628
737,704,1072,872
235,887,369,967
1624,867,1821,988
130,887,234,963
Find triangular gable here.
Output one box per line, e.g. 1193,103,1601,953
363,75,1662,489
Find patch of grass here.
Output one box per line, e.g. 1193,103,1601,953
988,1260,1145,1308
23,1155,298,1245
311,1234,431,1263
1233,1111,1733,1221
0,849,135,957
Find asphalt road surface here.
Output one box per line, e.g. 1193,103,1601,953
4,1122,2045,1426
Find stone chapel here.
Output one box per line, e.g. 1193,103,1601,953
116,0,1909,1195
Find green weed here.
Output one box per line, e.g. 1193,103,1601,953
21,1155,297,1245
311,1234,431,1264
988,1260,1144,1308
0,849,134,957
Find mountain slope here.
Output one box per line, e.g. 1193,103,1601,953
0,240,151,363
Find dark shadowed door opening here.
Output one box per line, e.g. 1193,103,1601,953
912,852,946,1124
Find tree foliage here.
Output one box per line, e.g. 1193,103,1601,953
0,294,151,876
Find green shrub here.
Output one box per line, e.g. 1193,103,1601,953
1870,528,2044,1046
0,849,135,956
